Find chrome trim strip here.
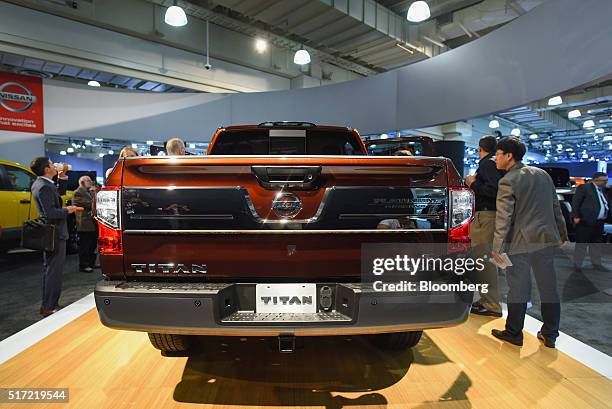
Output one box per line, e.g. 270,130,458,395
122,186,242,190
338,213,443,219
123,229,447,235
130,214,234,220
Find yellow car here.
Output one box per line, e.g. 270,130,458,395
0,159,73,252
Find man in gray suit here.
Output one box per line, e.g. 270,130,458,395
30,157,80,317
490,137,568,348
572,172,610,272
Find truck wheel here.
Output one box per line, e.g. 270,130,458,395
373,331,422,350
147,333,192,353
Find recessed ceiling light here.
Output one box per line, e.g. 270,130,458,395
543,140,551,146
99,153,105,158
488,119,500,129
568,109,581,119
60,150,67,156
255,38,268,53
548,96,563,106
146,140,154,145
511,128,521,136
67,147,74,153
529,134,538,140
594,128,605,134
108,149,114,155
407,1,431,22
189,143,196,149
87,80,101,87
131,143,138,149
165,1,187,27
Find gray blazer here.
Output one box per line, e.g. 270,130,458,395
31,177,69,240
493,162,568,255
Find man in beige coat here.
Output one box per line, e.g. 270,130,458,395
491,137,568,349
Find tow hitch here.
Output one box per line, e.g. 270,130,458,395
278,334,296,353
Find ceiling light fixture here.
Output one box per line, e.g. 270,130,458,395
165,1,187,27
294,47,311,65
108,150,114,155
407,1,431,22
98,153,105,158
529,134,538,140
543,140,551,146
568,109,581,119
67,147,75,153
87,80,101,87
131,143,138,149
511,128,521,136
594,128,605,134
60,150,67,156
146,140,154,145
488,119,500,129
395,43,415,54
583,120,595,128
548,96,563,106
255,38,268,53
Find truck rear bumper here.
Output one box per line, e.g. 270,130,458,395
94,280,471,336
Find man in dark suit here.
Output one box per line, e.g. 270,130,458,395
465,135,504,317
30,157,80,317
572,172,611,272
491,137,568,349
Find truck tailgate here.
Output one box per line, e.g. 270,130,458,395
117,156,451,280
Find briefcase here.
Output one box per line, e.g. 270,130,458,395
21,219,57,252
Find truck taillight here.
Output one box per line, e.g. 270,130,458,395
96,187,122,255
448,187,474,252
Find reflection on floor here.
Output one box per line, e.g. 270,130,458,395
0,309,610,408
496,244,612,356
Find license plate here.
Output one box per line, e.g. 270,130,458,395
255,284,316,314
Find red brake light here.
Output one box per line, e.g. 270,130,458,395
98,222,122,255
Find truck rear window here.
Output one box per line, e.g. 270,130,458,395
210,129,365,156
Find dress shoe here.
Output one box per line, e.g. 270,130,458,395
491,329,523,346
470,304,503,317
537,331,556,348
39,308,59,317
80,267,94,273
593,264,610,272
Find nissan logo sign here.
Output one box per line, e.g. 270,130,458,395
0,82,38,113
271,192,302,218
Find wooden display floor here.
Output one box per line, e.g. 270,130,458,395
1,309,611,408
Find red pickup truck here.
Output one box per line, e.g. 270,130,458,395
94,122,473,353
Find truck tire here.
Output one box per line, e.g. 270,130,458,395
373,331,422,350
147,333,192,353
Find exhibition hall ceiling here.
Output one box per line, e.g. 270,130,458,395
0,52,193,93
182,0,545,71
8,0,545,78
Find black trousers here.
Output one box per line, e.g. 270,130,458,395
506,246,560,340
574,220,605,266
42,239,66,310
78,231,98,268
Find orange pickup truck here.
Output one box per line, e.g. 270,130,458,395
94,122,474,353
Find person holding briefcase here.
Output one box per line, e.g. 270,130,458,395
30,157,81,317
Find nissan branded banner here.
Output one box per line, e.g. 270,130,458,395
0,72,44,133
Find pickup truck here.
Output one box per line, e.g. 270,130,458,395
94,122,474,353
